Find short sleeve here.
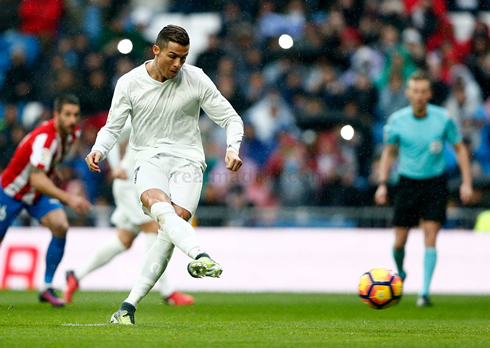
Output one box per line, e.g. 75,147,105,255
445,116,462,144
383,118,398,145
29,133,56,171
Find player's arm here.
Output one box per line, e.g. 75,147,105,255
86,81,132,173
198,71,244,172
29,166,92,215
106,119,132,179
375,144,397,205
453,142,473,204
445,115,473,204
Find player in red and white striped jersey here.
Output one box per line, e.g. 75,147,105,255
0,94,92,306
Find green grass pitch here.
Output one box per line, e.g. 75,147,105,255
0,291,489,347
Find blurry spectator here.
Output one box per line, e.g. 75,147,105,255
0,0,20,33
219,2,253,39
358,15,380,45
444,78,481,127
256,0,306,44
0,104,20,170
98,17,149,61
377,72,409,120
246,172,279,208
402,28,426,67
80,70,112,115
245,71,267,105
240,123,272,168
345,73,378,117
226,184,254,226
19,0,63,42
217,75,249,115
195,34,225,79
246,90,295,144
1,48,36,103
308,64,345,110
410,0,439,41
427,56,450,105
111,57,135,89
279,70,305,103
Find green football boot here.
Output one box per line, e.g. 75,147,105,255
188,253,223,278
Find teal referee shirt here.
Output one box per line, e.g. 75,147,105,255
383,104,462,179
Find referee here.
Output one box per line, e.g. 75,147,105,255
375,71,473,307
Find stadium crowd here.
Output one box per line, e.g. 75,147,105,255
1,0,490,226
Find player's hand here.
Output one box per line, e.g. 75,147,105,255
67,195,93,216
85,151,102,173
460,183,473,205
111,165,128,180
375,184,388,206
225,150,242,172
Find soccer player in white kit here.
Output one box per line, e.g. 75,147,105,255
65,119,194,306
85,25,244,325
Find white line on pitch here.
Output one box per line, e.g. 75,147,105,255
62,323,108,327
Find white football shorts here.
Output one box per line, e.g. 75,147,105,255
110,177,153,234
133,155,203,221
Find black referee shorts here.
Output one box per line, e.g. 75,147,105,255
393,174,448,228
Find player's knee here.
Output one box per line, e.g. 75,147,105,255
50,221,69,238
174,206,191,221
120,238,133,249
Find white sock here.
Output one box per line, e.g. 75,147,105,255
40,283,51,292
125,229,175,307
75,237,127,280
144,232,174,298
150,202,204,258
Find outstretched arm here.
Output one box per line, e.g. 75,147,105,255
29,166,92,215
375,144,397,205
199,71,244,171
87,81,132,172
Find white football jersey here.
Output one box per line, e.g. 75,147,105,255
92,62,244,171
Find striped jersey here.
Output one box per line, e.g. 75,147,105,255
1,120,80,204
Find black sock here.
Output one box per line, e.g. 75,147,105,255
195,252,210,260
121,302,136,313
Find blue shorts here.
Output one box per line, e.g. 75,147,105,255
0,187,63,238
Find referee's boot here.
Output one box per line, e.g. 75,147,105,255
416,295,433,308
187,253,223,278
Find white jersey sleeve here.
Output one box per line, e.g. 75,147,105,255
106,119,132,169
91,79,132,160
198,71,244,154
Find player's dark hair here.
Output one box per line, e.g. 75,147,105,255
54,94,80,113
156,25,190,49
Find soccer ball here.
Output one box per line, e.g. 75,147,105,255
358,268,403,309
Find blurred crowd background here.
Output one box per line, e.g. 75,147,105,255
1,0,490,227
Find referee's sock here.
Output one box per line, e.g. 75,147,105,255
420,247,437,297
393,248,406,280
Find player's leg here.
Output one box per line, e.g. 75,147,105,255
392,177,421,282
135,157,213,265
417,175,447,307
417,220,440,307
35,201,69,307
393,227,409,281
65,228,136,304
165,157,222,278
112,228,175,324
143,226,194,306
0,188,24,246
